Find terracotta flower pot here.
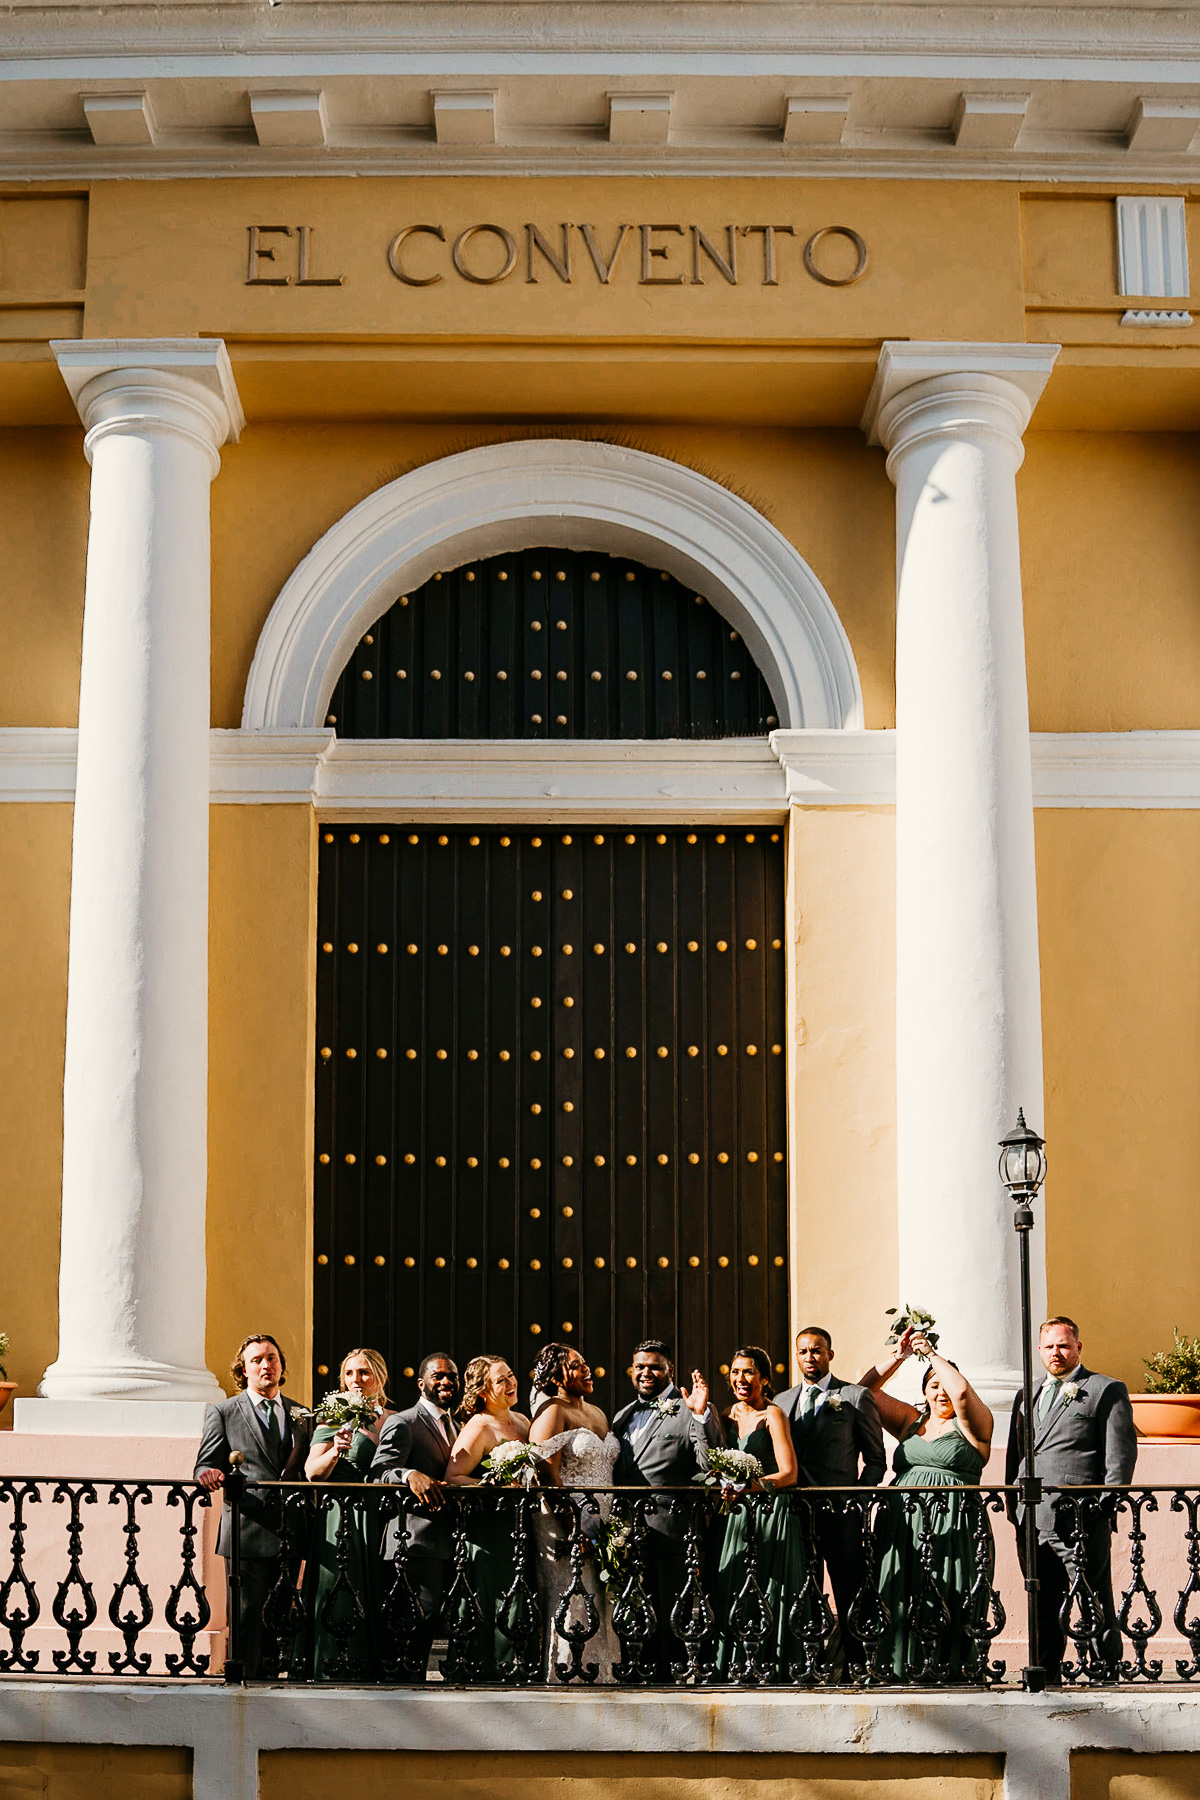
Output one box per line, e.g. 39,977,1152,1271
1130,1394,1200,1439
0,1383,15,1420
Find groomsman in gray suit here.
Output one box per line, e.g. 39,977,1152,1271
1006,1314,1137,1684
613,1338,724,1676
194,1334,312,1679
370,1352,459,1674
775,1325,886,1673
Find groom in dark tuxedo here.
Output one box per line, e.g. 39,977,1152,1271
194,1333,312,1679
370,1351,460,1674
613,1338,724,1676
775,1325,885,1673
1006,1314,1137,1684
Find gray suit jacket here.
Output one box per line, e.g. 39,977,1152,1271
369,1402,453,1560
194,1390,311,1559
775,1375,886,1487
1005,1366,1137,1538
613,1391,724,1542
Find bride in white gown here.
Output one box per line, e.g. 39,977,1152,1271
529,1342,622,1682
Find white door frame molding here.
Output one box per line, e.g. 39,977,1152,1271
241,439,864,735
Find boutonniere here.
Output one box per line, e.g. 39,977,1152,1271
824,1392,844,1412
652,1396,680,1421
1060,1381,1082,1403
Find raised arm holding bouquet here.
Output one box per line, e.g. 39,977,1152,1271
863,1312,995,1679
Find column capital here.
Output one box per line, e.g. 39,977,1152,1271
51,337,245,472
861,341,1060,475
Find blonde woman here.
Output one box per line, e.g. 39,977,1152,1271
445,1354,533,1678
302,1347,395,1679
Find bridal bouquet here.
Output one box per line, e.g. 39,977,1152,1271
885,1304,940,1359
478,1441,547,1489
699,1446,764,1512
597,1517,635,1589
310,1390,383,1432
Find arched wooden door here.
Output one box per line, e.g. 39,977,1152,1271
313,550,788,1417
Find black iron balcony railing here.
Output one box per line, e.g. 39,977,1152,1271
2,1476,1200,1688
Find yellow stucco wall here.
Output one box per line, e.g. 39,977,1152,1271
1020,433,1200,732
259,1750,1003,1800
788,806,897,1382
1036,809,1200,1393
0,1743,190,1799
0,804,70,1405
1072,1751,1200,1799
0,428,87,728
207,804,318,1400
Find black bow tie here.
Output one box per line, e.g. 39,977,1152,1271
634,1398,663,1410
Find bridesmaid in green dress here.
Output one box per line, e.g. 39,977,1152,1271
863,1328,995,1682
303,1346,396,1679
713,1346,803,1682
445,1354,533,1680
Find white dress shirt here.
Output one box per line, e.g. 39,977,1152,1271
418,1393,453,1446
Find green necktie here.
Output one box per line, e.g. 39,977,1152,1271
1037,1378,1061,1421
261,1400,282,1453
801,1384,818,1419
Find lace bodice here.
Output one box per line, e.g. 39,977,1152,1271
538,1427,620,1489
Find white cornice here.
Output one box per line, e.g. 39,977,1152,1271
3,728,1200,810
9,17,1200,179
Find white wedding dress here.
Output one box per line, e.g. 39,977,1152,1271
535,1428,622,1683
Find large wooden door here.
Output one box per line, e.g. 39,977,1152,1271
313,825,788,1416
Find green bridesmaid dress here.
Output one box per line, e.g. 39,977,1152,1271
304,1425,385,1679
876,1421,992,1681
714,1419,807,1682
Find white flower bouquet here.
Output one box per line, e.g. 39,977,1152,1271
598,1517,635,1588
700,1445,766,1510
885,1303,940,1360
705,1446,765,1486
478,1441,547,1489
310,1390,382,1433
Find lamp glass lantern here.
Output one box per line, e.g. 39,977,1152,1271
998,1107,1047,1199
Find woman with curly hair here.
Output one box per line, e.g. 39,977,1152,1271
443,1353,532,1678
713,1345,802,1682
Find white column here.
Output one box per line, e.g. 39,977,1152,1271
862,342,1058,1413
26,341,244,1431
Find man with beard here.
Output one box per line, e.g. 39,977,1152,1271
613,1339,723,1677
370,1351,460,1676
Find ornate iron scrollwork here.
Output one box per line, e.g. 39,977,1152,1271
51,1481,98,1674
440,1494,488,1684
785,1491,835,1686
550,1494,601,1685
0,1479,42,1672
1057,1492,1119,1686
164,1483,212,1676
1115,1490,1162,1681
378,1490,430,1683
495,1491,541,1683
107,1482,154,1675
668,1495,717,1684
610,1495,658,1685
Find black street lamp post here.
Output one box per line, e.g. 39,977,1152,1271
999,1107,1049,1694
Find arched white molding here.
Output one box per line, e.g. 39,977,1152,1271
242,441,863,732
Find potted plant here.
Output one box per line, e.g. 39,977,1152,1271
1131,1329,1200,1439
0,1333,13,1421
